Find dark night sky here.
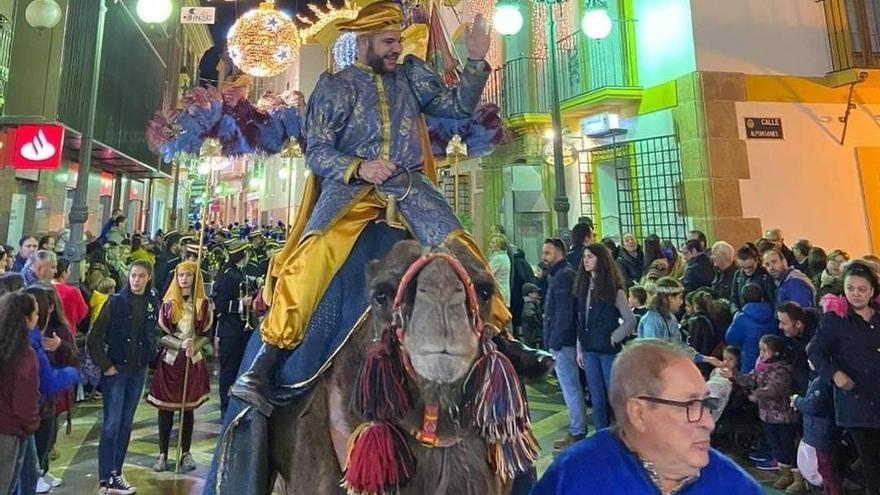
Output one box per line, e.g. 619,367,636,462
199,0,341,82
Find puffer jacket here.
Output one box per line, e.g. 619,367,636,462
725,302,780,373
732,358,799,424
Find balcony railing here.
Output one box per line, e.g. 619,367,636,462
486,30,634,121
824,0,880,70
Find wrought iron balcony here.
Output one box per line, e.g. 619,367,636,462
485,28,634,121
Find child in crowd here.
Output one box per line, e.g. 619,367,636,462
687,290,725,378
637,277,684,342
791,364,842,495
520,282,543,349
627,285,648,323
0,290,41,494
705,346,741,421
722,335,804,494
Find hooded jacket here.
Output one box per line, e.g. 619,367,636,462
725,302,780,373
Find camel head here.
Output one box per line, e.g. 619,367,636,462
367,240,494,385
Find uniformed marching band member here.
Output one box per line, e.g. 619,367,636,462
211,239,256,414
153,230,182,294
244,230,269,279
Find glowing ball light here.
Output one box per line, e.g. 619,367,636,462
582,7,613,40
227,0,301,78
25,0,62,30
136,0,173,24
492,4,524,36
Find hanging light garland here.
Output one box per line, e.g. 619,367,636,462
227,0,301,78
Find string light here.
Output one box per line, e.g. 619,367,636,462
227,0,301,78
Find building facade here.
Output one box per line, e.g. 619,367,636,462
0,0,212,245
485,0,880,261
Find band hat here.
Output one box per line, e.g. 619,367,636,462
184,243,203,255
162,230,180,241
226,239,249,255
338,1,403,34
179,235,195,245
248,229,264,239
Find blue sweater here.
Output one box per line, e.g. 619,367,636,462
530,429,762,495
28,329,80,403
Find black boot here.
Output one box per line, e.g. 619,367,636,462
230,344,287,417
492,334,555,382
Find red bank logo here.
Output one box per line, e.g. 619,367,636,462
13,124,64,169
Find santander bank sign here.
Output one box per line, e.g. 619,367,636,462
13,124,65,170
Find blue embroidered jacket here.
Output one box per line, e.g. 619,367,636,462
302,55,489,245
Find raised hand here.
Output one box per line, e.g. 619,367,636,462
466,14,490,61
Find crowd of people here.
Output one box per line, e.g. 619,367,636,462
0,210,283,495
492,220,879,495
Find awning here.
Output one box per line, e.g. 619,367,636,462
513,191,550,213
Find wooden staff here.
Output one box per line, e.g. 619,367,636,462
176,159,212,473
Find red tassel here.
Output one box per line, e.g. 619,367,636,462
350,325,412,422
463,334,539,481
341,422,416,495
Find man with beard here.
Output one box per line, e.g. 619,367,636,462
228,1,510,418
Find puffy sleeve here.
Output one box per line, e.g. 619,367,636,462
807,313,842,383
303,72,362,184
403,56,489,119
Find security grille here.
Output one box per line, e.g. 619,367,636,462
441,172,471,217
584,136,687,244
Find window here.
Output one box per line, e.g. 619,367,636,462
827,0,880,69
441,171,471,218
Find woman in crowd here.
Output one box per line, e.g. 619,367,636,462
616,233,643,288
661,240,686,279
24,285,78,492
641,234,664,277
51,257,89,337
809,259,880,494
38,235,56,253
814,249,849,299
0,292,42,495
686,290,724,378
574,243,635,430
808,247,828,286
637,277,684,341
0,245,7,274
147,262,213,472
488,234,512,306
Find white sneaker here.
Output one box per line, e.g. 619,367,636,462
35,476,52,494
44,472,62,488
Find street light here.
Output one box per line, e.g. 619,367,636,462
493,0,612,233
24,0,63,30
136,0,173,24
582,0,613,39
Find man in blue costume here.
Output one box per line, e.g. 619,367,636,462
206,3,543,493
531,339,763,495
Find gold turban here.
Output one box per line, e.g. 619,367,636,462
338,1,403,34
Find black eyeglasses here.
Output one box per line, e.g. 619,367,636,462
637,396,719,423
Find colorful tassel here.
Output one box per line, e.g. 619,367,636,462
341,422,417,495
350,325,412,422
463,332,539,480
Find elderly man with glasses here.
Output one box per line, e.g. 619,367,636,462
532,339,762,494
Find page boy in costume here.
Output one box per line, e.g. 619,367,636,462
147,261,213,472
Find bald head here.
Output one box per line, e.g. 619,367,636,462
609,339,696,427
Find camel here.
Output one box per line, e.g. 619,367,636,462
216,239,538,495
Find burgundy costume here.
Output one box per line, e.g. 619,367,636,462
147,299,212,411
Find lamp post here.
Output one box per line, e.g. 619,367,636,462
493,0,611,234
57,0,172,282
